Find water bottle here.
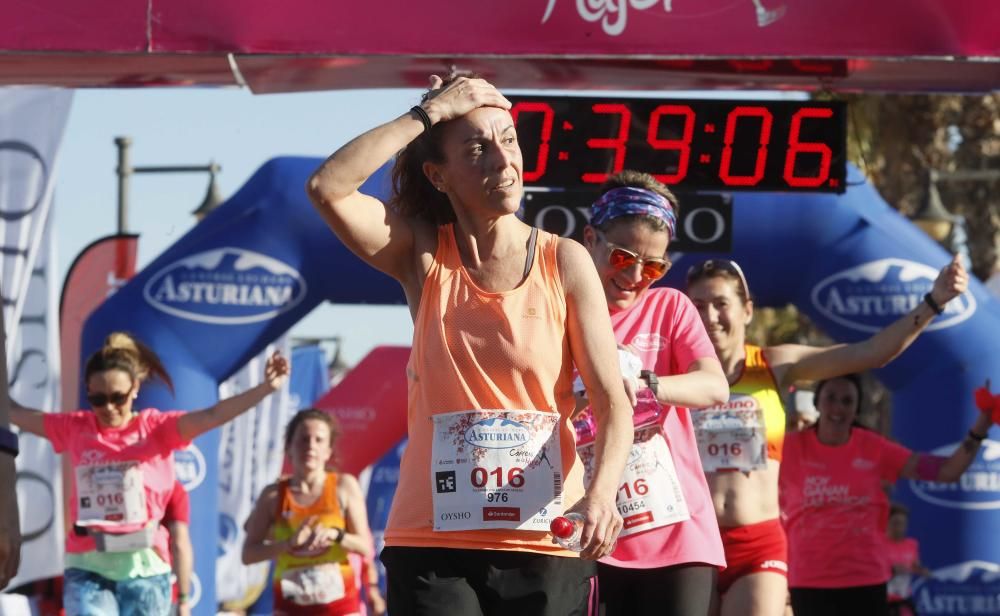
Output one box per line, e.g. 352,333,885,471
631,387,664,428
550,513,587,551
550,513,617,552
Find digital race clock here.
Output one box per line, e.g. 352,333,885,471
508,95,846,193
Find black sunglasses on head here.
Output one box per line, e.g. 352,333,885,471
87,391,131,407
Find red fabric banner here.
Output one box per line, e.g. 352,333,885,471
312,346,410,476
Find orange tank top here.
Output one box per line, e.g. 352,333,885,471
272,473,355,590
385,224,583,555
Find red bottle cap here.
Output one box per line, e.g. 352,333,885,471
550,516,574,538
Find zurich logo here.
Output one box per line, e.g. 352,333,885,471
143,247,307,325
912,561,1000,614
464,418,531,450
174,444,206,491
811,258,975,333
910,440,1000,510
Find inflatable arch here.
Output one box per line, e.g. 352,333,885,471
81,158,1000,613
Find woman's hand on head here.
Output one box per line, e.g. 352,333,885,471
421,75,511,124
264,351,290,392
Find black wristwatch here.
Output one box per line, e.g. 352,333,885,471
0,426,18,459
639,370,659,398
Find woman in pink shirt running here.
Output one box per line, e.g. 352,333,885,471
578,170,730,615
780,374,993,616
10,332,289,616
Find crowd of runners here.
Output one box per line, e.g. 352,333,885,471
0,74,994,616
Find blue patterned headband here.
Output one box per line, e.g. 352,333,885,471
589,187,677,239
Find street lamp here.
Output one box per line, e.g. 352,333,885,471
114,136,224,233
912,171,954,243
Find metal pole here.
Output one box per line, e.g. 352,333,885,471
115,136,132,234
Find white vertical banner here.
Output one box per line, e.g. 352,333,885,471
215,337,294,609
0,87,73,359
6,214,65,589
0,87,72,592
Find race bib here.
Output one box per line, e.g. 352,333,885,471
280,563,346,606
693,395,768,472
431,410,562,532
579,425,690,537
75,461,146,527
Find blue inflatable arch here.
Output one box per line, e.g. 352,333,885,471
82,158,1000,613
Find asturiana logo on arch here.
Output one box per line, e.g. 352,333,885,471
910,440,1000,510
811,258,975,333
143,248,307,325
912,561,1000,614
464,418,531,450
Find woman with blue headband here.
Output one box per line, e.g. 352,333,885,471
576,170,730,616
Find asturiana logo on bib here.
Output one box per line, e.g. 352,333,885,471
464,418,531,450
912,561,1000,614
143,248,307,325
810,258,975,333
910,440,1000,510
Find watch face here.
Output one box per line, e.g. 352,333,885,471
510,95,846,193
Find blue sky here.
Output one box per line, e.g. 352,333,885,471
54,87,421,365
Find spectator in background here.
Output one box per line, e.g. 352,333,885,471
162,479,194,616
885,503,931,616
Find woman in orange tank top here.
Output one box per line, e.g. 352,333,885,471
242,409,377,616
305,73,634,616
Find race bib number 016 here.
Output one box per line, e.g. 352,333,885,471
432,410,562,532
579,425,689,537
75,461,146,527
693,396,768,472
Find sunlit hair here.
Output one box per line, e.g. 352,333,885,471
389,72,486,226
84,331,173,392
889,502,909,518
283,408,341,465
685,258,752,305
594,170,679,235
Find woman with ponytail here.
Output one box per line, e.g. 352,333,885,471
9,331,289,616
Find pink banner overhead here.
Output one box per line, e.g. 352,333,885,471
3,0,999,58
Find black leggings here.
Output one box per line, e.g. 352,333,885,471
382,546,598,616
790,584,888,616
598,561,717,616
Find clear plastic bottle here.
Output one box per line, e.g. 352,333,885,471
550,513,587,552
574,388,663,447
631,387,663,428
550,513,617,552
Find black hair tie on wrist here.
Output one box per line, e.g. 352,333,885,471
924,293,945,316
968,429,987,443
410,105,433,133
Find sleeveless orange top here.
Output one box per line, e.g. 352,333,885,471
272,473,358,605
730,344,786,461
384,225,583,554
